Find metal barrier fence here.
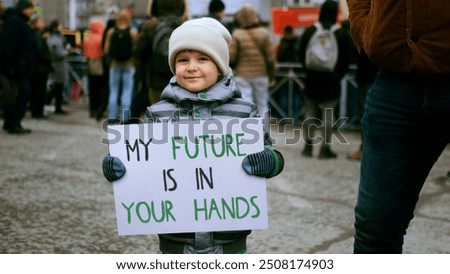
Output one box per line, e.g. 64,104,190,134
66,55,88,101
269,63,305,120
269,63,359,127
66,55,85,88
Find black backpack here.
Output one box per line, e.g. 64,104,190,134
109,27,133,61
150,17,182,74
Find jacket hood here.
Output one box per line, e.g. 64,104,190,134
84,21,104,58
89,21,104,34
160,70,241,103
235,5,260,28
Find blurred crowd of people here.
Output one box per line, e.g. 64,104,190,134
1,0,446,163
1,0,350,143
0,0,82,134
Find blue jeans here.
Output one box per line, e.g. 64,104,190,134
354,70,450,253
234,76,270,130
234,76,270,117
108,66,135,121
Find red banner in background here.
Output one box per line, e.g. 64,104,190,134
272,7,344,35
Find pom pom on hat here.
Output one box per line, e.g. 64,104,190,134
168,17,231,75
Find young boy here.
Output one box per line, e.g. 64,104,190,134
102,17,284,254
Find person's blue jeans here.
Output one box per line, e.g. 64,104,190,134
234,76,270,130
234,76,270,117
354,70,450,253
108,66,135,122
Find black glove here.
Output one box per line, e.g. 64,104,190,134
242,146,284,178
102,154,126,182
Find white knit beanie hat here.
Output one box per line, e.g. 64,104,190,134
168,17,231,75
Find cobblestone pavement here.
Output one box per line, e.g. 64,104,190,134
1,100,449,254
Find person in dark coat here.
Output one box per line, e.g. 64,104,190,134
130,0,186,120
207,0,233,33
0,0,37,134
277,25,298,63
274,24,301,118
296,0,351,158
29,16,53,119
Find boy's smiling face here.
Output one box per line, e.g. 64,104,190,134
175,50,221,93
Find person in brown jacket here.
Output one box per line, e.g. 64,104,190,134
229,5,276,131
348,0,450,253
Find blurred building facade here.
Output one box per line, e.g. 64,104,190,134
34,0,135,30
4,0,346,30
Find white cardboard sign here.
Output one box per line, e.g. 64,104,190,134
107,118,268,235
